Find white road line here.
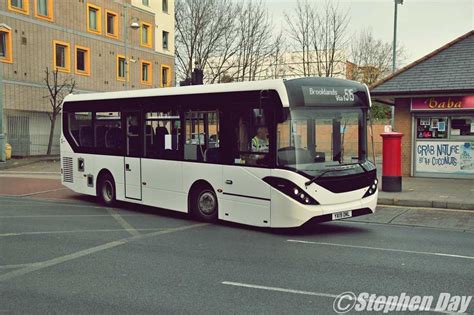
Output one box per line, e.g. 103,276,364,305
222,281,336,297
0,263,39,270
0,223,208,282
221,282,452,314
287,240,474,260
0,187,68,198
0,171,59,174
106,208,140,236
0,228,168,237
0,214,141,218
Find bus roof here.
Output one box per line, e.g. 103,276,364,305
64,78,292,106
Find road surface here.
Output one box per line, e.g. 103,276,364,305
1,194,473,314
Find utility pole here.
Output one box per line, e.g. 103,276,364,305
391,0,403,129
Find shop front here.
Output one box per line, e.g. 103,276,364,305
370,30,474,179
412,96,474,178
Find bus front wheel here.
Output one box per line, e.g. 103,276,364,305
190,185,218,222
98,173,116,207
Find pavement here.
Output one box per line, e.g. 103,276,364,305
378,176,474,210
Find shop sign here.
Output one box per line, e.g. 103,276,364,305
411,96,474,111
416,141,474,174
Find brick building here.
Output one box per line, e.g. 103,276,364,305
0,0,175,156
371,30,474,179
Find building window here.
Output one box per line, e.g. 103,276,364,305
34,0,53,21
8,0,29,15
162,0,168,12
450,117,474,137
53,40,70,73
117,55,127,81
140,22,152,48
87,3,102,34
105,10,118,39
161,65,171,87
142,0,149,6
75,46,90,76
0,27,13,64
416,117,448,139
162,31,169,50
141,61,152,86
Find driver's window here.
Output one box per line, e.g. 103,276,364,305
234,108,270,166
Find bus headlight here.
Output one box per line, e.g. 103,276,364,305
263,177,319,205
363,179,378,198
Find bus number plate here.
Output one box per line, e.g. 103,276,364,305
332,210,352,220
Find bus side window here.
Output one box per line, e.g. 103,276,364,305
184,110,221,163
69,112,93,148
145,111,181,159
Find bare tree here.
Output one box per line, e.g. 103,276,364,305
44,67,75,155
175,0,240,83
284,0,315,76
349,28,406,85
232,0,282,82
349,28,406,120
285,0,349,78
312,1,350,77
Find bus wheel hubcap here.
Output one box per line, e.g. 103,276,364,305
103,181,113,202
198,192,216,215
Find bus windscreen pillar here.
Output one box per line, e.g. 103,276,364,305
380,132,404,192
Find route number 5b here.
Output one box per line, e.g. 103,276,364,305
344,89,355,101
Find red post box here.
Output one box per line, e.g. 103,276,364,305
380,132,404,192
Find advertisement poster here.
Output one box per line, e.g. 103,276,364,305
415,141,474,174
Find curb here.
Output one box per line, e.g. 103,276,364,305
0,156,59,171
378,198,474,211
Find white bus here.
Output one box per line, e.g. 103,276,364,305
60,77,378,228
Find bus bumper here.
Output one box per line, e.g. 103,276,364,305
270,190,378,228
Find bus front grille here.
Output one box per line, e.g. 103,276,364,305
62,157,73,183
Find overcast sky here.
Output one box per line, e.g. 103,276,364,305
265,0,474,66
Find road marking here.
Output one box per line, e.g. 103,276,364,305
222,281,336,297
0,223,208,282
106,208,140,236
0,228,168,237
0,214,142,218
287,240,474,260
0,187,68,198
0,171,61,175
0,263,39,270
221,282,452,314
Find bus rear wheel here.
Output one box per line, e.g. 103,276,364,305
98,173,116,207
191,185,218,222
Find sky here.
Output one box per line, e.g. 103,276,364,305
264,0,474,66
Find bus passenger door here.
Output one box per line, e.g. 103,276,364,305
221,166,271,227
124,111,142,200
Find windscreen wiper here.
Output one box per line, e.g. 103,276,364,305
304,163,366,187
304,168,348,187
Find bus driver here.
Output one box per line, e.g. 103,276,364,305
251,126,269,153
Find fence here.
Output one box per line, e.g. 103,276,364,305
4,110,60,156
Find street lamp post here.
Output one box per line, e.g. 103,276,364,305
0,58,5,162
391,0,403,129
116,0,139,90
0,24,9,162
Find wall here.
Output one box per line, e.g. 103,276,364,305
394,98,413,176
131,0,175,56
